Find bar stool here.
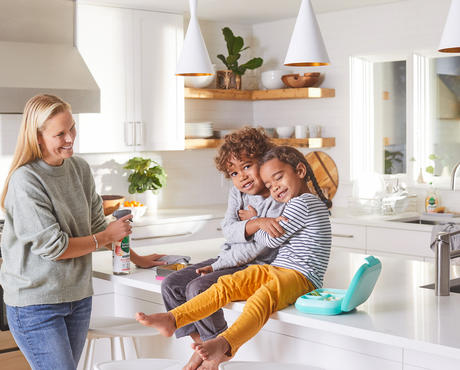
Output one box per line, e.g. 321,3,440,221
94,359,182,370
82,316,161,370
219,361,323,370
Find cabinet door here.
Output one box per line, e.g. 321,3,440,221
76,4,135,153
133,10,184,151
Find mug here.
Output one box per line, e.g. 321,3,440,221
295,125,307,138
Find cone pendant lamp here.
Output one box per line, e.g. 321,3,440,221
439,0,460,53
176,0,213,76
284,0,329,66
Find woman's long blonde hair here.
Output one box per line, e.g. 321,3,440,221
1,94,72,209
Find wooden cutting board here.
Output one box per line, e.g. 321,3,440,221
305,151,339,200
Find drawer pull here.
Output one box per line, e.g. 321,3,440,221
132,232,192,241
332,233,354,238
216,227,222,231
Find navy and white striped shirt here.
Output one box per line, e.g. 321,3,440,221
254,193,331,288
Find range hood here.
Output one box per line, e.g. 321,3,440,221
0,0,100,114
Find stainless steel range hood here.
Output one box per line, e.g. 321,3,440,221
0,0,100,114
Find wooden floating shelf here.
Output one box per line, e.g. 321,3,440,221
185,137,335,150
184,87,335,101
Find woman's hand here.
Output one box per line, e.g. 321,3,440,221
196,265,213,275
101,214,133,244
131,253,167,268
256,216,288,238
238,205,257,221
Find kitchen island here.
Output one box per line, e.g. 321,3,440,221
92,238,460,370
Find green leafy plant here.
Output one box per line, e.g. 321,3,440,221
124,157,166,194
217,27,263,76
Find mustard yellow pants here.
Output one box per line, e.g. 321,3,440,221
170,264,315,355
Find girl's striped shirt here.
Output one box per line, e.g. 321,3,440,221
254,192,331,288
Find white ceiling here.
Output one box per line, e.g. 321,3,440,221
81,0,408,24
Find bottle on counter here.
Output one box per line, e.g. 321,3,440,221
425,182,440,213
112,209,131,275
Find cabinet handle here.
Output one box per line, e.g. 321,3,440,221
332,233,354,238
132,232,193,241
216,227,222,231
135,121,143,146
124,121,135,146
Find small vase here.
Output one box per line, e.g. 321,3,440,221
216,70,242,90
135,191,158,215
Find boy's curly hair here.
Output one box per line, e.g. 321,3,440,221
215,127,274,178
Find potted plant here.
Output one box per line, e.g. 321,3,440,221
216,27,263,90
124,157,167,210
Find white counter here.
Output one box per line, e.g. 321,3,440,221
92,238,460,361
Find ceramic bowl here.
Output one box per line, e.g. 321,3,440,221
275,126,294,138
260,70,290,89
101,195,125,216
184,65,216,88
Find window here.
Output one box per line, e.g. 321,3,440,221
351,54,460,188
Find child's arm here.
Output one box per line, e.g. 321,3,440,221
244,216,287,238
220,186,252,243
254,197,309,248
130,249,167,268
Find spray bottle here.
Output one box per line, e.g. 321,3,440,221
112,209,131,275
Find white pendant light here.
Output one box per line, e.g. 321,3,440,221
284,0,329,66
439,0,460,53
176,0,213,76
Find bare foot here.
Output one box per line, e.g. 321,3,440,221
192,336,230,362
183,351,204,370
197,356,230,370
135,312,176,337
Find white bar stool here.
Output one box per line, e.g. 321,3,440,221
219,361,323,370
94,359,182,370
82,316,160,370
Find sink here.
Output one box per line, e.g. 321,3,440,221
420,277,460,293
389,216,459,225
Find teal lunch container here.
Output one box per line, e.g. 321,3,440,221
295,256,382,315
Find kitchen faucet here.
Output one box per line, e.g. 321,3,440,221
451,161,460,190
434,230,460,296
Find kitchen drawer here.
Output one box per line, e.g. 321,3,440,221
0,350,29,370
331,223,366,251
0,329,17,350
366,226,432,257
132,218,223,247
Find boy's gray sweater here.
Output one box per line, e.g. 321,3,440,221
211,186,285,271
0,157,107,306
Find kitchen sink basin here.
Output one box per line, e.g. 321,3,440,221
420,277,460,293
389,216,459,225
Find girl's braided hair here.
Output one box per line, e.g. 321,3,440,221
215,127,275,178
260,146,332,209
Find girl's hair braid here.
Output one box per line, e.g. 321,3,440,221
260,146,332,209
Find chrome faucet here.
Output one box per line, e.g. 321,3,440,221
435,230,460,296
451,161,460,190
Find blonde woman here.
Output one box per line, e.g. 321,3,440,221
0,94,133,370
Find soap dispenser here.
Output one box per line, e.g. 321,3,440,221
425,182,440,213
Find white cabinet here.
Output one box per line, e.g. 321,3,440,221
366,226,432,258
75,4,184,153
332,223,366,252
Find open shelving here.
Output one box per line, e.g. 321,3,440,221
185,137,335,150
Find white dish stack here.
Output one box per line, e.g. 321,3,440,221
185,122,214,139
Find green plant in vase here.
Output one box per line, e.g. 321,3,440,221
124,157,166,195
216,27,263,89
